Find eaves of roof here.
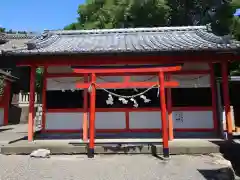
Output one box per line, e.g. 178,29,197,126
2,26,240,56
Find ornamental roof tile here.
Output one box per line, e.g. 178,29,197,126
3,26,240,56
0,69,18,81
0,33,37,53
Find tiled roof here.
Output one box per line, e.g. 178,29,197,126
0,33,37,53
3,26,240,56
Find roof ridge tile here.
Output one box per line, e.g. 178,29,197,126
50,26,207,35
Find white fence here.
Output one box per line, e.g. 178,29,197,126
12,92,41,106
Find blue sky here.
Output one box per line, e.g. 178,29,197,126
0,0,85,32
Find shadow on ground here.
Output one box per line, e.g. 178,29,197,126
0,128,13,132
211,138,240,177
35,132,217,140
198,168,235,180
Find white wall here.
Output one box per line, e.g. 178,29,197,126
95,112,125,129
46,112,83,130
47,77,84,91
171,74,210,88
129,112,161,129
47,66,73,73
172,111,213,129
129,111,213,129
181,63,209,70
45,112,126,130
45,111,213,130
0,108,4,126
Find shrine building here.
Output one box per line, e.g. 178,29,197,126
1,25,240,158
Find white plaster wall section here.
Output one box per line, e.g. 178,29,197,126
96,76,123,83
47,77,84,91
95,112,125,129
182,63,210,70
129,112,161,129
47,66,74,73
45,112,83,130
171,74,210,88
173,111,214,129
0,108,4,126
47,65,146,74
130,75,158,82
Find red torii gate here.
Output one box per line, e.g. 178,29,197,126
73,64,182,158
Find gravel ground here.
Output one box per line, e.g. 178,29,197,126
0,154,233,180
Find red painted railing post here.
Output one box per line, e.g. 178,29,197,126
3,81,11,125
159,72,169,158
221,62,233,139
88,73,96,158
83,74,89,142
42,67,47,131
209,63,218,133
166,74,174,141
28,66,36,142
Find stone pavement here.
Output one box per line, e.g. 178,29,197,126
0,124,28,145
0,154,235,180
0,138,224,155
0,124,225,155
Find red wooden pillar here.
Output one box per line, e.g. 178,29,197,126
159,72,169,158
28,66,36,141
88,73,96,158
42,67,47,131
83,74,89,142
166,74,173,141
3,81,11,125
221,62,233,138
209,63,218,132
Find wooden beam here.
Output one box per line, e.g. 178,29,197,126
16,54,231,67
73,66,181,74
76,81,179,89
45,70,210,78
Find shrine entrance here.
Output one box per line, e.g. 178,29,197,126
72,64,182,158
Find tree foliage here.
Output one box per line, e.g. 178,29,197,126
0,27,5,33
35,67,44,93
64,0,238,31
65,0,171,29
231,0,240,40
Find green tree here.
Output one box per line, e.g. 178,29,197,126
64,0,237,32
0,27,5,33
231,0,240,40
64,0,171,30
35,67,43,93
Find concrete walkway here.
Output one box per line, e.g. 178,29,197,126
0,124,28,145
0,124,229,156
0,138,225,155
